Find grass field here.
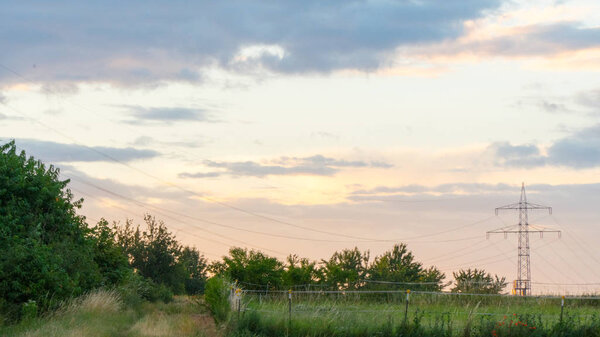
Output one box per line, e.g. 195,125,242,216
0,290,221,337
3,289,600,337
231,292,600,337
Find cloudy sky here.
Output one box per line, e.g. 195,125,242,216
2,0,600,293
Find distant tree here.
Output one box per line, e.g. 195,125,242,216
179,246,208,294
0,141,103,316
367,244,445,291
451,268,507,294
89,218,131,286
282,254,319,289
115,215,187,294
419,266,446,291
211,247,284,290
320,247,370,290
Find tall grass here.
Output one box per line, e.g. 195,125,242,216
229,292,600,337
0,290,213,337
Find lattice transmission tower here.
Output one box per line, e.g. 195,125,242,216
487,183,561,296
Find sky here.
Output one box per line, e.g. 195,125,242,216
1,0,600,294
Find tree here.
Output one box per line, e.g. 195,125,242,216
211,247,284,290
367,244,445,291
115,215,187,294
179,246,208,294
0,141,103,316
320,247,369,290
451,268,507,294
282,254,319,289
89,218,131,286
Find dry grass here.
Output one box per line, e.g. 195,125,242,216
67,289,122,314
1,293,217,337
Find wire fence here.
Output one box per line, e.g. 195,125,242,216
228,284,600,332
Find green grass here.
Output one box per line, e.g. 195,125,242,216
230,292,600,337
0,289,219,337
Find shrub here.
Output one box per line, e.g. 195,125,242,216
204,276,231,324
21,300,37,321
0,141,103,318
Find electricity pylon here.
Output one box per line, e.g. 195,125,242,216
487,183,561,296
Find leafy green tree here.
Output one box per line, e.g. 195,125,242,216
0,141,102,316
211,247,284,290
90,218,131,286
179,246,208,294
367,244,445,291
282,254,319,289
320,247,369,290
115,215,187,294
451,268,507,294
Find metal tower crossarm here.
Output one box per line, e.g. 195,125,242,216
487,183,560,296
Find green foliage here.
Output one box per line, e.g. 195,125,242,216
204,276,231,324
282,255,319,288
179,246,208,294
114,215,207,296
116,215,185,294
89,219,131,286
20,300,37,321
451,268,507,294
320,247,370,290
211,247,284,290
0,141,104,317
367,244,446,291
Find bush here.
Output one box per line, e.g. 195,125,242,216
0,141,104,319
204,276,231,324
20,300,37,321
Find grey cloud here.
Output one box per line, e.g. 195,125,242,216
0,0,501,84
125,106,213,123
491,124,600,169
41,82,79,96
0,92,6,104
539,100,570,114
0,113,24,121
353,183,515,196
417,22,600,58
576,89,600,112
132,136,205,149
178,172,222,179
489,142,546,167
512,97,572,114
6,138,159,163
181,155,392,178
204,160,338,177
546,125,600,168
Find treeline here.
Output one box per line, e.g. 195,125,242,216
0,141,207,319
0,141,506,321
211,245,446,291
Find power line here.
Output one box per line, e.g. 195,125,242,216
68,174,485,245
69,186,286,257
0,63,501,244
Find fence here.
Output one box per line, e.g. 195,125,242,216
229,285,600,333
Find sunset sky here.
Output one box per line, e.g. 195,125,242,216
2,0,600,293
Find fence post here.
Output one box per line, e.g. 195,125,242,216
288,289,293,323
560,296,565,323
404,289,411,325
236,288,241,321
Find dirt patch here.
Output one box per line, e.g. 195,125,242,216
193,314,222,337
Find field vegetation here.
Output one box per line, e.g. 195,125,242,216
231,292,600,336
0,289,218,337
